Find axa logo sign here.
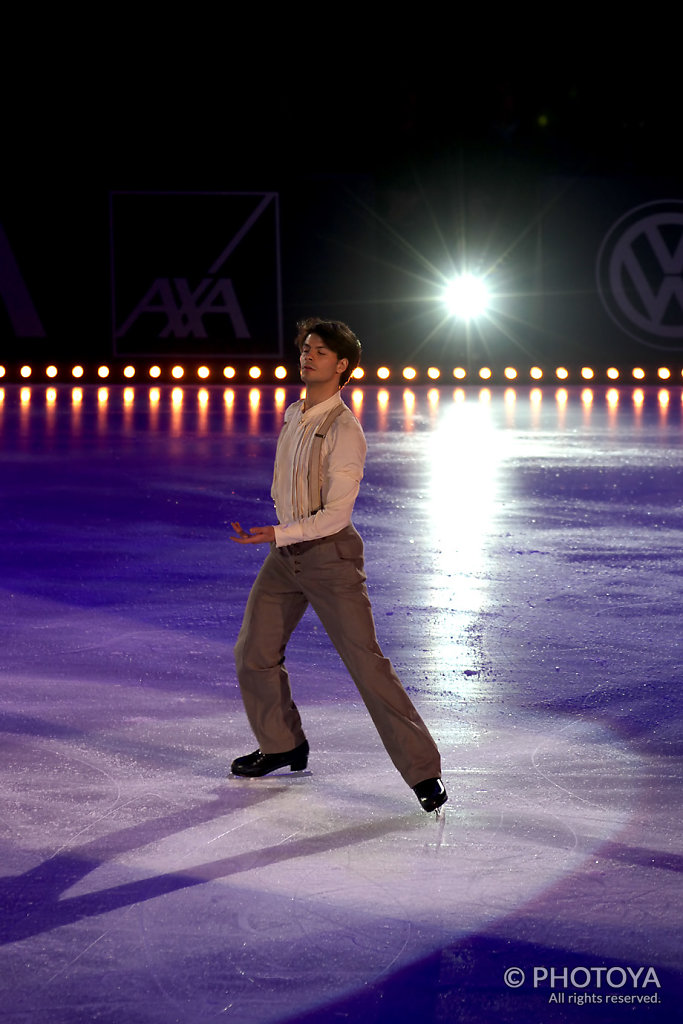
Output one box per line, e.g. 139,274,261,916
116,278,249,340
111,192,283,357
596,199,683,350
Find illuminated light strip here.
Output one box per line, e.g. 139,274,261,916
2,362,683,385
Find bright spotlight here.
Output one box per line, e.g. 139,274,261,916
443,274,490,320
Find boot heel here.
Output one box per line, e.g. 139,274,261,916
290,753,308,771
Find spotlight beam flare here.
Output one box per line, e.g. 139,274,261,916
443,274,491,320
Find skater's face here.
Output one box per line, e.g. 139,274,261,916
300,333,349,387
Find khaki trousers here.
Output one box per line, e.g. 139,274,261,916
233,525,442,788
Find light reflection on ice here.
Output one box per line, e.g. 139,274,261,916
430,393,505,586
427,393,508,680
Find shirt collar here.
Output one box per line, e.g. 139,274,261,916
299,391,343,423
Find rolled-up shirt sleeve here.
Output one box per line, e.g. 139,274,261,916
273,413,366,547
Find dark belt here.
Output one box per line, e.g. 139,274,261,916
277,529,344,557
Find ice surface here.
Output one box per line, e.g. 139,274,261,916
0,383,681,1022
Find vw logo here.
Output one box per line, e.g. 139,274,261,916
596,199,683,350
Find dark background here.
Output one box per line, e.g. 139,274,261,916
2,20,682,370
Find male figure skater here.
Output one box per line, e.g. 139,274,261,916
229,318,447,813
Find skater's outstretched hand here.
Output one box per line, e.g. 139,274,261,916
230,522,275,545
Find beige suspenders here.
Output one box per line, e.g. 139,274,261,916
307,403,346,515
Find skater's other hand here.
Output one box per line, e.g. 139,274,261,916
230,522,275,545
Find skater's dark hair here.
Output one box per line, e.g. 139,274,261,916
295,318,362,388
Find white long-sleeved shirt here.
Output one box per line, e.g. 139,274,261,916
271,392,366,547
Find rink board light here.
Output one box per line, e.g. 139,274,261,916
0,363,681,386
